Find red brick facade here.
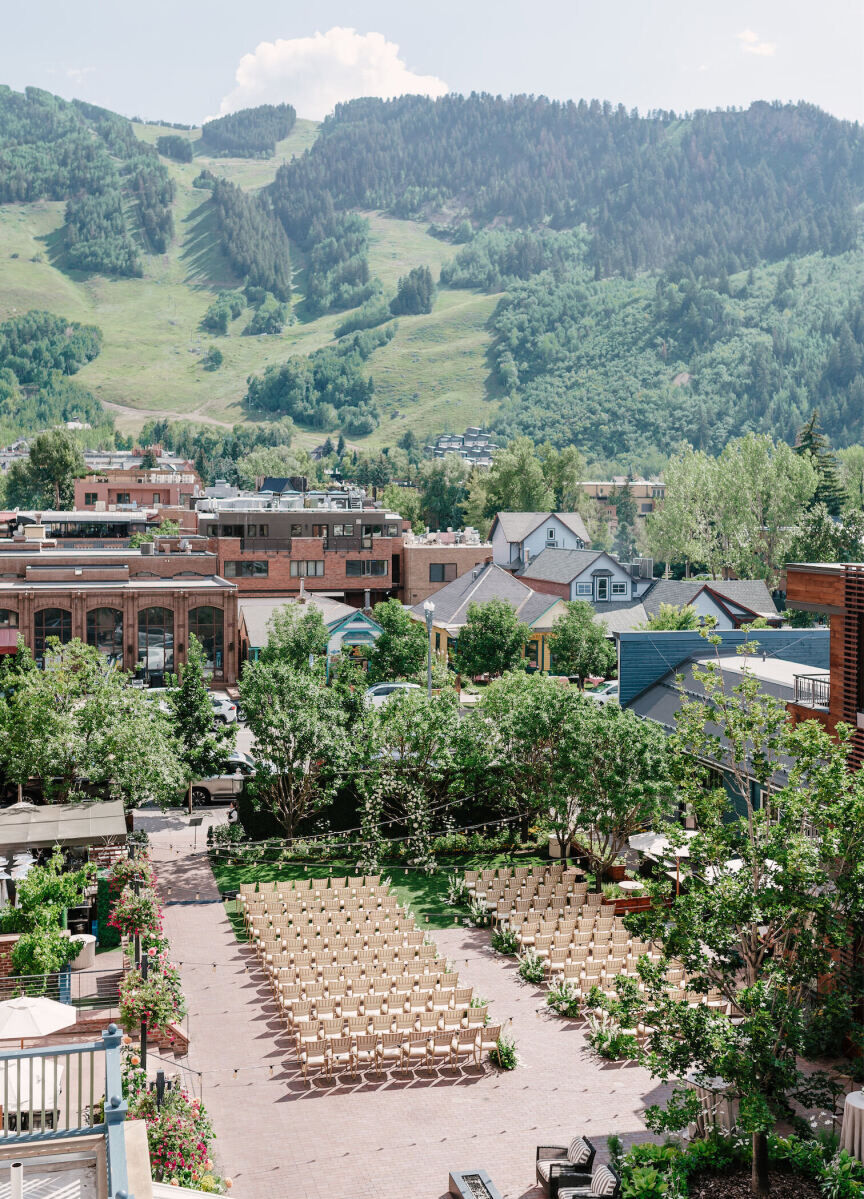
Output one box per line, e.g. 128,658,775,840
75,465,201,510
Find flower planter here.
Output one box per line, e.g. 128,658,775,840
605,864,627,882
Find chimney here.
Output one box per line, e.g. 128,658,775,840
363,589,370,611
298,578,306,603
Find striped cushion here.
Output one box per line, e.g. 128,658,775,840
536,1160,553,1182
590,1165,618,1196
567,1137,592,1166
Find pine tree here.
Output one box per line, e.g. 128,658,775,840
794,411,845,517
170,635,235,814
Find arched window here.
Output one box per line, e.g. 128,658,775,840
87,607,123,665
188,606,224,676
0,610,18,628
34,608,72,663
137,607,174,679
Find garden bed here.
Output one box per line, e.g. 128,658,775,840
687,1169,821,1198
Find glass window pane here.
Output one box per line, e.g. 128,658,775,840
86,607,123,665
34,608,72,664
189,606,224,677
137,607,174,678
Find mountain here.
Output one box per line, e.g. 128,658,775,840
0,84,861,468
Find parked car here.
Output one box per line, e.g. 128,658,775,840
210,695,237,724
586,680,619,705
191,752,257,806
364,682,423,708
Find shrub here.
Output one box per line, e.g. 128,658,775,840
517,948,546,984
546,978,581,1017
444,876,471,908
128,1082,221,1189
588,1027,640,1061
465,898,490,928
490,928,519,955
203,346,223,370
625,1166,668,1198
490,1034,518,1070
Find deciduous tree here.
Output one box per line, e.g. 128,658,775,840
239,660,348,839
630,639,864,1197
547,600,615,684
365,598,426,683
454,599,529,678
170,635,235,813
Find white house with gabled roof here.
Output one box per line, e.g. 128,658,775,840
489,512,589,571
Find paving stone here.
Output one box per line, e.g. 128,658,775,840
139,809,669,1199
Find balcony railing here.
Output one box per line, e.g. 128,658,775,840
793,673,830,709
0,1025,131,1197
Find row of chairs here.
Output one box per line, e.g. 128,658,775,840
246,877,505,1082
239,876,382,897
296,1025,503,1079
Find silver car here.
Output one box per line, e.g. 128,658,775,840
364,682,423,708
191,752,256,806
586,680,619,705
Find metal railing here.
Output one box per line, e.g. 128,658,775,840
0,968,121,1011
793,673,831,709
0,1024,132,1197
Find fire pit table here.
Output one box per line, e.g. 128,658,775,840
448,1168,503,1199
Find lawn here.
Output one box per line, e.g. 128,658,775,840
211,850,547,933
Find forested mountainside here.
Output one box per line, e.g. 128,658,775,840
272,95,863,276
0,83,861,467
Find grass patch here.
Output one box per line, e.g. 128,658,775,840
211,851,547,934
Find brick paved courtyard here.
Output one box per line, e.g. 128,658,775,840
143,810,669,1199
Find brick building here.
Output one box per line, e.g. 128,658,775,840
0,540,239,684
578,479,665,528
74,464,201,510
197,503,404,607
401,532,493,606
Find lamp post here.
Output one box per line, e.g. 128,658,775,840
423,600,435,696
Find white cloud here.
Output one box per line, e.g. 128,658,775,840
736,29,776,57
66,66,95,87
214,27,449,122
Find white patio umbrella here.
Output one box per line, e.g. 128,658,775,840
629,830,697,858
0,996,76,1049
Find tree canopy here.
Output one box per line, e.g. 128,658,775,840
454,599,529,678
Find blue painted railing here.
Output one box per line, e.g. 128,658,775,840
0,1022,132,1199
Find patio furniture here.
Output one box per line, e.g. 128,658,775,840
557,1164,621,1197
536,1137,596,1194
840,1090,864,1162
448,1168,504,1198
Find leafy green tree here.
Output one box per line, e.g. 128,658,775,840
359,689,460,871
475,672,582,856
365,599,426,683
479,436,553,517
128,519,180,548
380,483,423,532
0,640,185,808
0,850,95,979
239,660,348,838
794,410,845,516
170,635,235,813
789,503,864,564
547,600,615,685
418,454,471,530
837,445,864,511
630,639,864,1197
235,444,305,490
647,436,816,584
640,603,701,630
454,599,529,678
202,346,223,371
562,701,673,886
261,603,329,670
16,429,86,509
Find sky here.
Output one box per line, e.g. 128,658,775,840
2,1,862,125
